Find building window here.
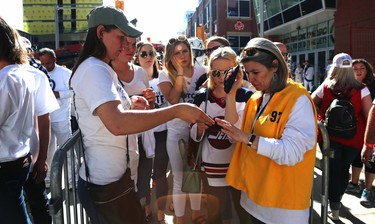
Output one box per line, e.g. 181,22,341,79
205,3,210,30
228,35,251,54
227,0,250,17
264,0,282,19
212,0,217,21
280,0,300,10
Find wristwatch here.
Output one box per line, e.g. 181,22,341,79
247,134,256,147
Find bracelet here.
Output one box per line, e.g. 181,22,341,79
247,134,256,147
364,142,375,148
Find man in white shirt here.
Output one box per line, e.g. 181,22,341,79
303,60,315,92
38,48,76,186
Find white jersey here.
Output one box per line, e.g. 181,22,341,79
190,88,253,186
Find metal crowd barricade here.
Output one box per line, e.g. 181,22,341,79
309,122,335,224
49,129,88,224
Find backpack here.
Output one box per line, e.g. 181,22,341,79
324,90,357,138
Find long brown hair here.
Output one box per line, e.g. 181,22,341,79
0,16,28,65
163,36,193,84
70,25,117,85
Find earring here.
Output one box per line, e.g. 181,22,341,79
273,72,277,81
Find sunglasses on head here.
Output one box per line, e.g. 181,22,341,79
205,45,221,56
241,47,274,59
139,50,155,58
168,35,188,45
211,67,233,77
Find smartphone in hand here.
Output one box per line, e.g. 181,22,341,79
224,65,240,93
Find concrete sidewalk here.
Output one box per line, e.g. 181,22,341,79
311,167,375,224
149,164,375,224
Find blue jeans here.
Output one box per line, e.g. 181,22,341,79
0,155,32,224
24,177,51,224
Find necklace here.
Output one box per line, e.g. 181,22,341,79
184,76,191,85
118,76,125,88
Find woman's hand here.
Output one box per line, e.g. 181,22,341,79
175,103,214,126
131,95,149,110
142,88,156,109
215,117,248,144
196,121,210,139
361,145,374,168
172,56,184,76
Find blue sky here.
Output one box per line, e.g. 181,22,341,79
0,0,198,43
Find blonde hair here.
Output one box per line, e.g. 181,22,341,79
325,66,363,91
163,36,193,92
207,46,239,89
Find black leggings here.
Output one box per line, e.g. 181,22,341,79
351,150,375,173
152,130,169,210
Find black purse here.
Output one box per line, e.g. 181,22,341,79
81,136,137,224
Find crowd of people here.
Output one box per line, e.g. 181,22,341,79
1,5,375,224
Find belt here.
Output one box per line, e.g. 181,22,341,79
0,153,32,172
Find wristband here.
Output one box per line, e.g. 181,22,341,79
364,142,375,148
247,134,256,147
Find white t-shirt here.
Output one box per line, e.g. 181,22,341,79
149,76,167,132
71,57,132,185
117,64,155,177
314,83,370,99
0,64,35,162
158,65,207,134
117,64,149,96
49,64,71,122
25,65,59,166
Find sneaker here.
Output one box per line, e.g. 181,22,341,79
328,209,340,221
346,182,361,194
360,188,373,206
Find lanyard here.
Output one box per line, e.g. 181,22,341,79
251,93,273,134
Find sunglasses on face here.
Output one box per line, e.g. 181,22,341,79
139,50,155,58
168,35,188,45
205,45,221,56
211,67,233,77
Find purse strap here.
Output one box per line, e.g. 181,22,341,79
192,88,209,170
74,90,130,184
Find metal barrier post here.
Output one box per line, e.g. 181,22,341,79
49,130,85,224
318,122,334,224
